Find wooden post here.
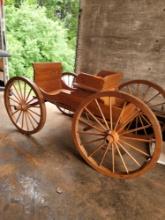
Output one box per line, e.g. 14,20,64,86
0,0,9,89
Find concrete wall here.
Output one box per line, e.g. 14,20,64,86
76,0,165,87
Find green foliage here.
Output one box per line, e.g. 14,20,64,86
39,0,80,47
5,0,37,7
5,0,80,47
5,3,76,78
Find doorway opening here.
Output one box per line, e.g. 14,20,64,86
3,0,80,79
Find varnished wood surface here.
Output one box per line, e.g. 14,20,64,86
4,77,46,135
33,62,62,92
4,62,164,179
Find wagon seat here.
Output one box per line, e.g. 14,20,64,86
33,62,123,111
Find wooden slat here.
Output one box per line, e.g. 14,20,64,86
33,62,62,92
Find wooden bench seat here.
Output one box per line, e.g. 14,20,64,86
33,62,62,93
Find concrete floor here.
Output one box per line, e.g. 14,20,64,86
0,92,165,220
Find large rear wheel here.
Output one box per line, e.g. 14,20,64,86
72,91,162,179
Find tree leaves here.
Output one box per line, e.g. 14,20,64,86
5,2,77,78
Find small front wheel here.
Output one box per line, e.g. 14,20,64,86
4,77,46,135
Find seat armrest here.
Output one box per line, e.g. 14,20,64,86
73,73,104,92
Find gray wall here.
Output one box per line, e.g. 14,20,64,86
76,0,165,87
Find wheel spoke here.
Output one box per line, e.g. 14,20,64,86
112,143,115,173
27,110,39,125
83,137,105,145
83,125,93,131
28,101,40,108
88,142,105,157
11,90,20,102
126,119,133,131
120,124,151,135
135,83,140,97
150,102,165,108
28,108,41,117
99,143,110,166
26,97,37,105
135,117,138,135
95,99,110,130
9,96,20,105
24,112,29,131
142,85,151,101
140,114,151,125
152,109,165,117
121,135,155,143
79,119,105,133
10,105,18,108
138,115,148,136
85,111,90,122
117,111,139,133
109,97,113,130
25,88,32,102
117,141,141,167
26,111,35,129
12,83,22,101
11,109,20,116
78,131,105,136
21,111,25,129
15,110,22,124
18,80,24,100
84,107,107,130
24,81,27,100
145,92,160,104
29,104,40,108
114,142,129,173
127,85,132,94
120,139,150,157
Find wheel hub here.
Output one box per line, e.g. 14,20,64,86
17,101,28,111
21,104,28,111
106,131,119,144
14,104,27,111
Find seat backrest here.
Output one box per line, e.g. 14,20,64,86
74,73,104,92
96,71,123,106
33,62,62,92
97,70,123,90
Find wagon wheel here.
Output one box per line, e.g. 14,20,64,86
4,76,46,135
72,91,162,179
62,72,77,87
119,80,165,134
57,72,77,117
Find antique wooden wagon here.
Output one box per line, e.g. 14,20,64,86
4,62,165,179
